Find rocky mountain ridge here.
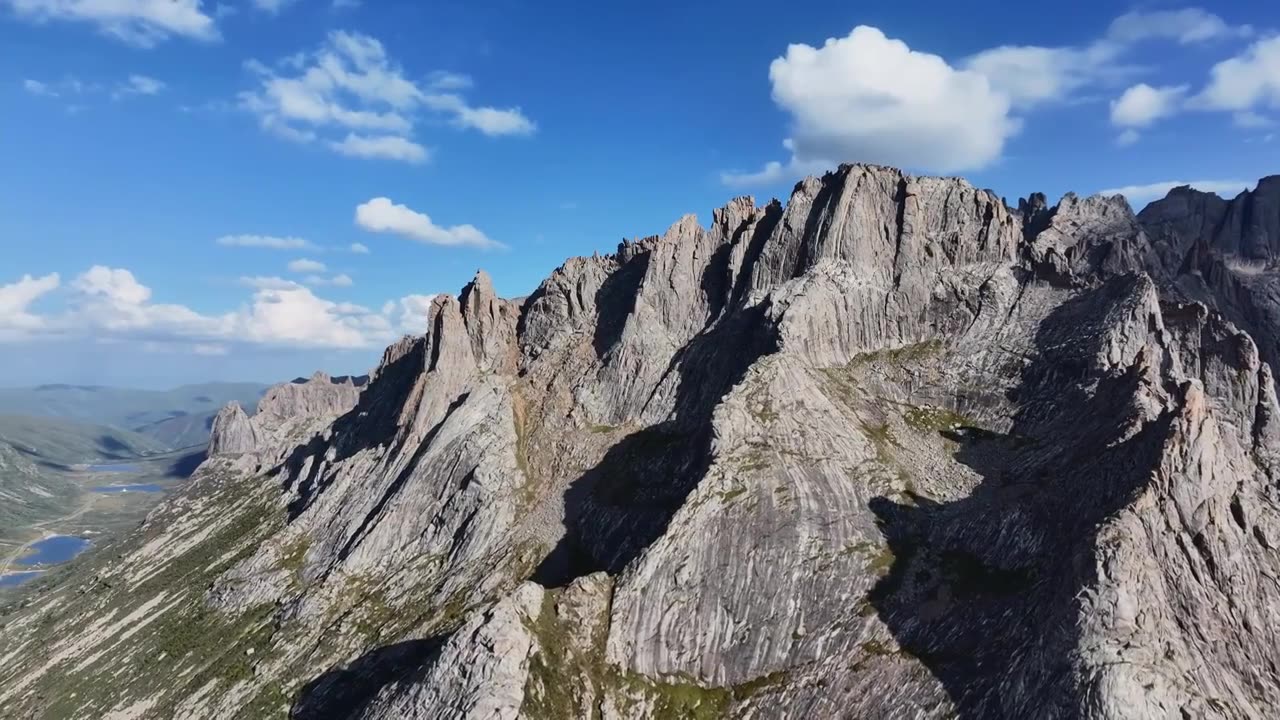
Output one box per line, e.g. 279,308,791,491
3,164,1280,719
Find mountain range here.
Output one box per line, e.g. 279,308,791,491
2,164,1280,718
0,382,266,451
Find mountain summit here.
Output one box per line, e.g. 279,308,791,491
3,164,1280,719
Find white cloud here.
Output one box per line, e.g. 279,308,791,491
287,258,327,273
238,30,534,161
355,197,502,249
0,266,430,351
302,273,354,287
349,242,370,254
22,79,57,97
4,0,219,47
1116,129,1141,146
421,93,535,135
239,275,299,290
237,285,381,348
217,234,312,249
1105,8,1252,46
1110,83,1188,127
426,71,472,90
964,44,1113,109
726,26,1017,183
1099,179,1254,205
1194,36,1280,112
721,161,787,188
0,272,60,337
328,133,429,163
723,10,1250,185
392,294,438,335
251,0,297,13
962,9,1246,112
1234,111,1273,128
112,74,165,99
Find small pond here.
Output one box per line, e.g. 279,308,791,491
17,536,91,567
0,571,42,588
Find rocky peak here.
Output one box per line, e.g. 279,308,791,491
207,401,257,456
458,269,520,375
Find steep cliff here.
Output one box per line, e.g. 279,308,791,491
2,164,1279,719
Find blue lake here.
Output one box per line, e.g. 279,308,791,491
0,571,42,588
17,536,91,567
93,483,165,493
86,464,140,473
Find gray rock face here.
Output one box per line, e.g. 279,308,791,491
4,164,1280,720
207,402,257,456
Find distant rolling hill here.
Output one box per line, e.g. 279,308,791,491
0,415,167,467
0,439,77,539
0,382,267,450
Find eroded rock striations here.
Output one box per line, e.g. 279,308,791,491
3,164,1280,719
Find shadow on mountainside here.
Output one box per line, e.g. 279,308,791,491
868,279,1178,719
276,340,429,520
534,301,779,586
289,637,445,720
166,448,207,478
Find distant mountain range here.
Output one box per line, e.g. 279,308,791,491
0,382,267,451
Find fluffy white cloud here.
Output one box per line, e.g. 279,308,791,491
4,0,218,47
0,273,60,337
112,74,165,98
420,93,535,135
1194,36,1280,112
1,266,437,351
287,258,327,273
217,234,312,249
1111,83,1188,127
393,294,438,335
355,197,501,249
349,242,370,254
1099,179,1254,205
237,285,379,348
725,26,1017,183
239,30,533,162
328,133,428,163
1116,129,1141,147
723,10,1251,186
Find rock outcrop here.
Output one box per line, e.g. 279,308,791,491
3,164,1280,720
207,402,257,456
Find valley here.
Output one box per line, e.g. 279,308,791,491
0,384,264,594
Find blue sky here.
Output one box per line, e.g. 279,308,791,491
1,0,1278,388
